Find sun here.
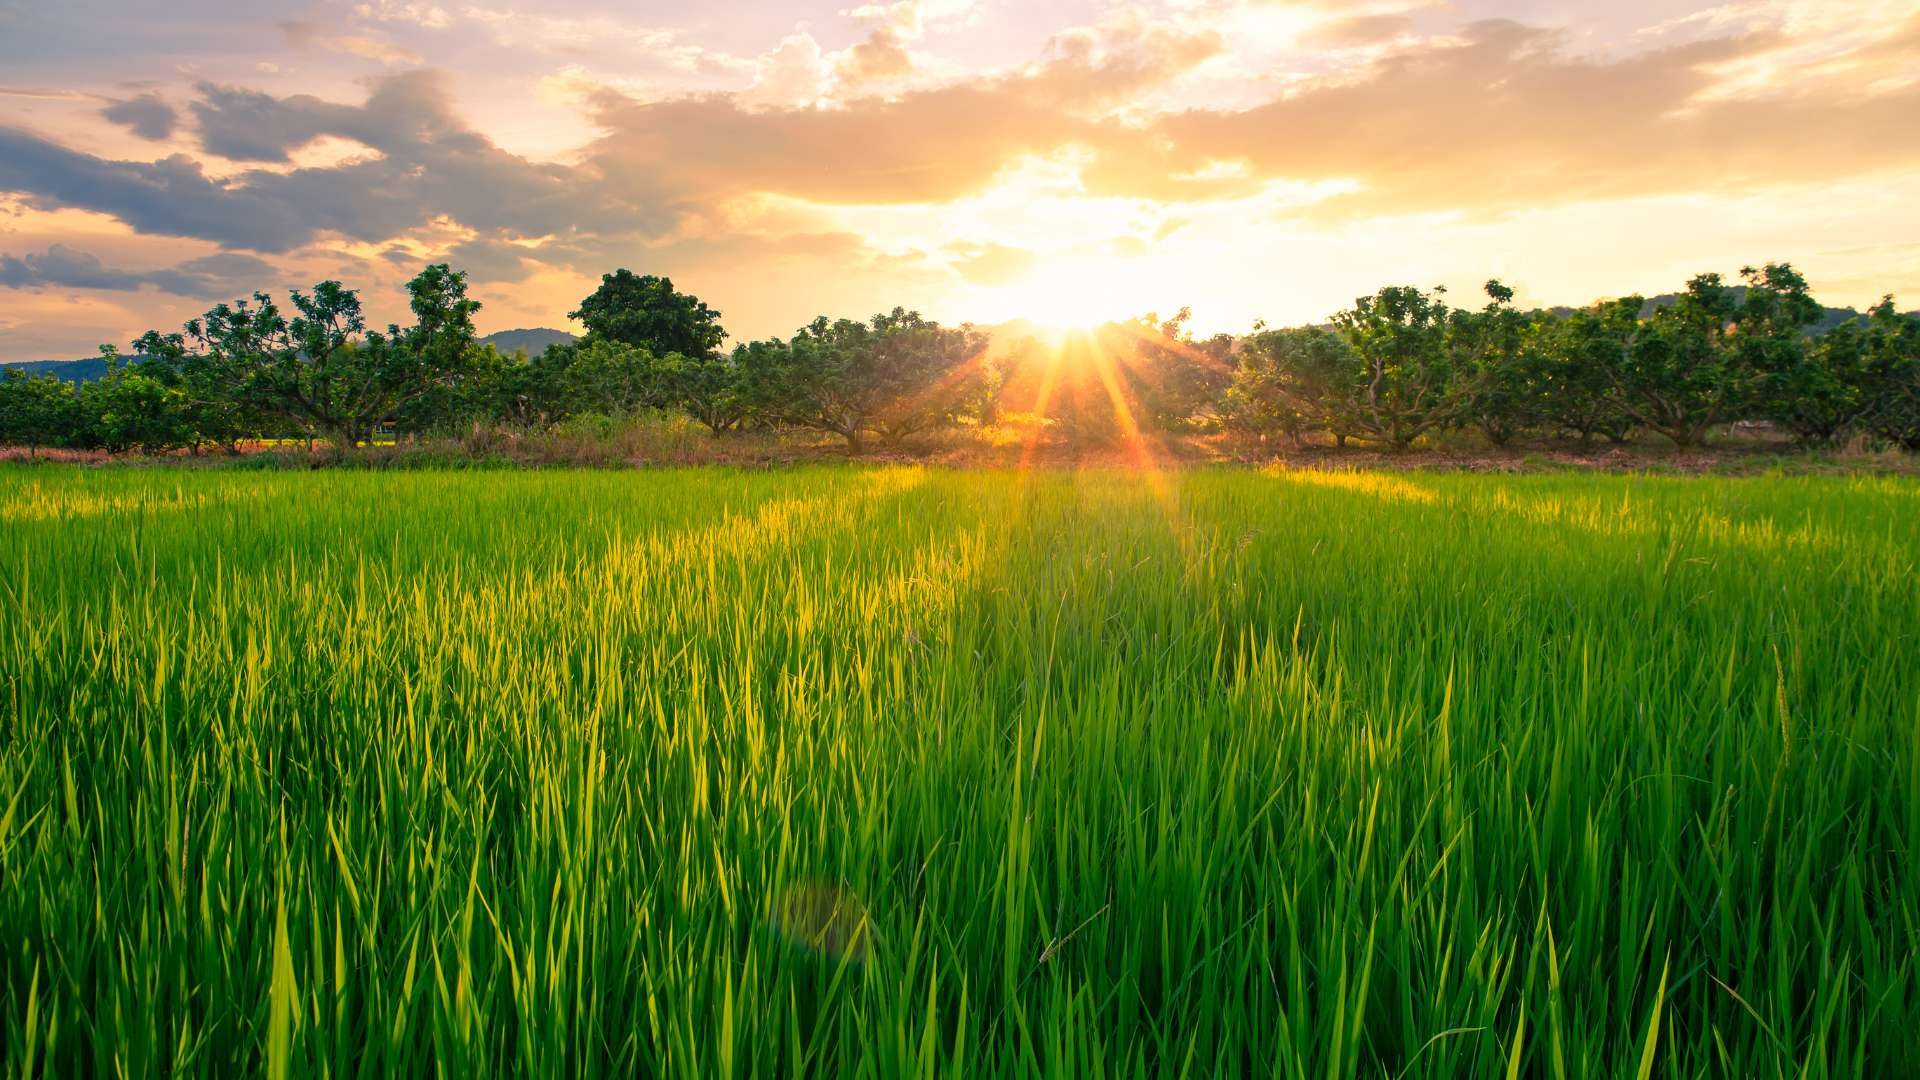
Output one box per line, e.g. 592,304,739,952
974,257,1153,334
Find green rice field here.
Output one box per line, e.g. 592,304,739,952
1,465,1916,1076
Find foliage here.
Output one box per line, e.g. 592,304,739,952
766,308,991,449
1452,281,1541,446
0,368,78,457
1115,309,1234,430
126,265,482,451
1606,274,1746,446
1854,297,1920,450
570,269,726,360
673,350,753,435
1535,298,1639,444
1329,284,1465,449
392,342,518,437
547,338,678,418
1221,326,1353,446
7,259,1920,458
133,319,266,451
1737,263,1854,445
74,347,198,454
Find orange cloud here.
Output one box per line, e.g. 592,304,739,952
1123,18,1920,216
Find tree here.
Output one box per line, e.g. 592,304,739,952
1330,285,1464,449
673,351,752,435
133,320,267,452
1118,309,1234,430
74,347,197,454
0,368,79,458
773,309,990,450
570,270,726,360
1452,281,1541,446
1738,263,1855,445
1537,298,1639,445
537,338,677,418
1855,297,1920,451
1222,325,1355,447
143,265,483,451
491,345,582,430
1609,274,1744,447
394,342,516,437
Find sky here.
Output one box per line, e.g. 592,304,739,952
1,0,1918,360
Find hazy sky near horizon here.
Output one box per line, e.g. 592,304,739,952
2,0,1918,359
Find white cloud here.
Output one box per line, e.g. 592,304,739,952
741,33,834,110
354,2,453,30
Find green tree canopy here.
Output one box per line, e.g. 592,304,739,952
132,264,482,451
570,270,726,361
1611,273,1744,446
1329,284,1464,449
1222,326,1355,446
765,309,990,450
0,369,80,458
1537,297,1639,444
1856,296,1920,450
1738,262,1856,445
1452,280,1541,447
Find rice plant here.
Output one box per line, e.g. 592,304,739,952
0,465,1914,1076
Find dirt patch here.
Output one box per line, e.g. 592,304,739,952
5,427,1916,475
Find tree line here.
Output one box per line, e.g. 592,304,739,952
3,261,1918,458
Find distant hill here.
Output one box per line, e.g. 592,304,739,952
1644,290,1868,334
2,329,578,382
1,357,110,382
480,328,575,356
1548,287,1871,334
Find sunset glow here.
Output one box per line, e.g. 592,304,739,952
4,1,1919,360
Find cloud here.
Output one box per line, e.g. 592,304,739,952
0,244,276,298
835,26,916,87
189,84,364,163
1116,18,1920,215
584,15,1221,205
458,5,750,75
740,33,833,110
842,0,979,39
353,1,452,30
443,236,536,282
101,94,178,140
279,19,424,65
1297,14,1413,50
0,10,1221,276
830,0,977,89
0,72,594,256
947,242,1038,286
4,7,1918,337
0,131,324,252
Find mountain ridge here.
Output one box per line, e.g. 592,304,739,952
3,328,579,381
